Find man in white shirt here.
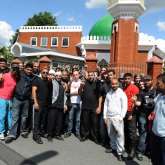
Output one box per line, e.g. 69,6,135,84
104,78,127,161
64,70,82,139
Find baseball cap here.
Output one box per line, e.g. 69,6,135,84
144,75,152,81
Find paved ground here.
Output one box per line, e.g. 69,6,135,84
0,134,151,165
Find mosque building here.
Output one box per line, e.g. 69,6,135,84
11,0,165,79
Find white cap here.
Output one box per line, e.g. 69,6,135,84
49,69,56,75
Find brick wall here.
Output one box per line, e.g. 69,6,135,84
18,31,82,55
110,19,139,64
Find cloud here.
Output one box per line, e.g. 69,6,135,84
85,0,107,9
67,16,76,23
0,21,14,46
145,0,165,11
157,21,165,31
139,32,165,52
85,0,165,11
54,11,63,17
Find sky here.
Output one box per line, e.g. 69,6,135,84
0,0,165,51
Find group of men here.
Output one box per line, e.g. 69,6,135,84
0,56,165,164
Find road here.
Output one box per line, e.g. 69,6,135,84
0,134,151,165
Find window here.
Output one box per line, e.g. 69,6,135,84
41,37,48,47
51,37,58,47
30,37,37,46
62,37,69,47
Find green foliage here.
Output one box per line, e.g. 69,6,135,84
25,11,58,26
0,47,14,62
10,29,19,45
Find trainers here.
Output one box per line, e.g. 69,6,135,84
64,132,71,138
122,151,128,160
136,153,143,161
33,136,43,144
0,133,4,140
5,136,15,143
105,148,113,153
55,135,64,141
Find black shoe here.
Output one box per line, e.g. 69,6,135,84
64,132,71,138
80,137,87,142
41,133,48,138
33,136,43,144
128,150,135,160
21,132,29,138
5,137,15,144
55,135,64,141
47,136,53,142
136,153,143,161
117,155,123,161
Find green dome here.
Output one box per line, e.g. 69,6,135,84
89,15,114,37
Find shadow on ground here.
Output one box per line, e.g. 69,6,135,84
0,142,58,165
20,151,58,165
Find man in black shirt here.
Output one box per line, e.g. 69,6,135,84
32,68,51,144
80,71,100,142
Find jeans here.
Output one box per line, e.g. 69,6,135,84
124,115,137,152
68,103,81,135
0,99,12,134
98,112,110,148
9,97,29,138
137,114,147,153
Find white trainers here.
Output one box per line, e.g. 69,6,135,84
0,133,4,140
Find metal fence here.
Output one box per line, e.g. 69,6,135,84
109,63,147,78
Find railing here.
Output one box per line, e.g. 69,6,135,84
19,26,83,32
109,63,147,77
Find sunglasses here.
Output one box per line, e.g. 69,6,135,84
42,72,48,74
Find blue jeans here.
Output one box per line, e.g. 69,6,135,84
137,114,147,153
9,97,29,138
68,103,81,135
0,99,12,134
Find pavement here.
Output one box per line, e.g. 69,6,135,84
0,134,152,165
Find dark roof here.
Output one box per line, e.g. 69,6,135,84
19,43,54,53
153,47,165,59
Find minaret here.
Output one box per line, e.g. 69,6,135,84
108,0,145,65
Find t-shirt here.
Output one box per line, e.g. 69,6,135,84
124,84,139,114
81,80,100,110
32,77,51,105
0,72,16,100
70,79,81,104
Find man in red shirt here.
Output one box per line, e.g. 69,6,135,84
123,73,139,159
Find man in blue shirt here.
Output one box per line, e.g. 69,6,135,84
151,73,165,165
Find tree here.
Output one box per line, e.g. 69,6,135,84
10,11,58,44
25,11,57,26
